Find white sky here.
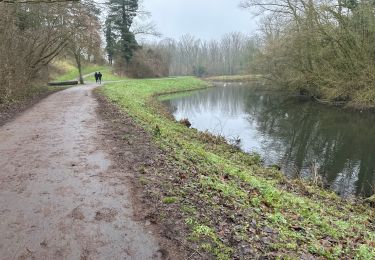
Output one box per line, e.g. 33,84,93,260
142,0,258,40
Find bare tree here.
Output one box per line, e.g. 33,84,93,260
63,0,102,84
0,3,69,102
0,0,102,102
0,0,78,3
241,0,375,106
146,32,259,77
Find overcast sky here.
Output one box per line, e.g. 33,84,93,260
142,0,258,40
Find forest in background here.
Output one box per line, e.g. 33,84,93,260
1,0,375,108
241,0,375,107
0,0,103,103
144,33,259,77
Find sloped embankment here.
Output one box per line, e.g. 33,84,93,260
99,77,375,259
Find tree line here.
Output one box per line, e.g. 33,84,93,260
0,0,152,102
6,0,375,107
145,33,260,77
241,0,375,107
0,0,102,102
0,0,261,103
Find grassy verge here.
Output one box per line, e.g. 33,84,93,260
81,65,125,82
100,77,375,259
52,60,124,82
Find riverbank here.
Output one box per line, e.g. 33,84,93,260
100,77,375,259
205,74,375,110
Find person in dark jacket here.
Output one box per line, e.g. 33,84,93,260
98,72,102,84
94,72,99,83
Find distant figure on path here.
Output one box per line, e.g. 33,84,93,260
98,72,102,84
94,72,99,83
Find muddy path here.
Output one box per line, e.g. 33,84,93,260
0,84,165,259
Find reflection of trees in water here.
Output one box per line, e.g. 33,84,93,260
164,85,375,197
165,85,252,117
331,162,360,198
245,94,375,197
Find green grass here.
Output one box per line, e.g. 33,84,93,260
53,61,124,82
157,89,205,102
100,77,375,259
82,65,125,82
162,196,178,204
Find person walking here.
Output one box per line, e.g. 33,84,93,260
98,72,102,84
94,72,99,83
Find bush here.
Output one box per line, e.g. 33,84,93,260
118,48,170,78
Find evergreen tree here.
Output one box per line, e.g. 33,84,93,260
105,19,115,65
105,0,139,64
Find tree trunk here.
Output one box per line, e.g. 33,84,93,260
78,64,84,84
74,52,84,84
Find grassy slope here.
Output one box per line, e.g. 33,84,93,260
79,65,125,82
101,77,375,259
52,61,124,82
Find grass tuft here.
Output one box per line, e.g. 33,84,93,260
162,197,178,204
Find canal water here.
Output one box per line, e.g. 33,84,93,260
162,82,375,198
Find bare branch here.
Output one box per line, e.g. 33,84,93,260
0,0,78,3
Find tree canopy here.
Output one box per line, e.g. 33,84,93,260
105,0,139,64
242,0,375,107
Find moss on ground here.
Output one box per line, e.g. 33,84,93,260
101,77,375,259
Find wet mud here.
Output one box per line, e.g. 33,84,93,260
0,85,163,259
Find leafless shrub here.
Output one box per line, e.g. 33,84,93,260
0,3,68,103
117,48,169,78
241,0,375,105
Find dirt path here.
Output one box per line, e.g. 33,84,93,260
0,84,163,259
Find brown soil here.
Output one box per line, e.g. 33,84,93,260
0,84,172,259
0,87,64,127
95,92,212,259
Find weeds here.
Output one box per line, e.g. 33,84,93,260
162,197,178,204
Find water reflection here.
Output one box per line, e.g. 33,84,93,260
163,83,375,197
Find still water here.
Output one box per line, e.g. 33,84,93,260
162,83,375,198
